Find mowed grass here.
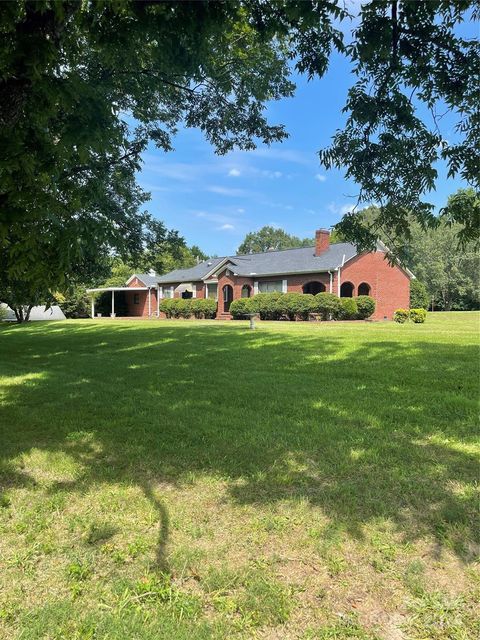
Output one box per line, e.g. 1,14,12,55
0,312,479,640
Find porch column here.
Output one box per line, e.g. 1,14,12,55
111,290,115,317
156,287,160,317
91,295,95,319
148,288,151,317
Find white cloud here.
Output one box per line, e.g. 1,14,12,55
219,223,235,231
340,204,355,215
245,147,313,165
207,185,247,197
237,208,245,213
315,173,327,182
228,168,241,177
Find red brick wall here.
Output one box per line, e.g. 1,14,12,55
217,271,254,317
215,252,409,320
339,251,410,319
285,272,332,293
125,278,157,317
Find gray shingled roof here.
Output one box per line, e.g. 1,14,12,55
155,257,226,284
132,273,161,287
223,243,357,277
153,243,357,284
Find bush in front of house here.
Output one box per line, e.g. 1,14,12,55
410,279,429,310
160,298,181,318
314,292,341,320
160,297,216,319
410,308,427,323
250,292,284,320
277,292,315,320
230,298,254,319
338,297,358,320
355,295,376,320
393,308,409,323
193,298,217,319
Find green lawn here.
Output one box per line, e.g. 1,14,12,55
0,313,479,640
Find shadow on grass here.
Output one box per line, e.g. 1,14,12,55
0,321,478,565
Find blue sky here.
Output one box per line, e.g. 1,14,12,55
136,17,472,256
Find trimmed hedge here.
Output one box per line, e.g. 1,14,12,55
338,297,358,320
410,308,427,323
250,292,284,320
393,308,409,323
159,298,216,319
355,295,375,320
229,298,254,319
315,292,341,320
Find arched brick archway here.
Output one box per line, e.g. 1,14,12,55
340,281,354,297
358,282,371,296
222,285,233,312
302,281,326,295
241,284,252,298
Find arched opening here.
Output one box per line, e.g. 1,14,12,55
223,285,233,312
302,281,326,295
241,284,251,298
340,281,354,297
358,282,371,296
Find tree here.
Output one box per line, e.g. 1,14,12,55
321,1,479,252
408,221,480,311
1,0,478,291
1,0,341,300
238,226,314,254
410,280,430,310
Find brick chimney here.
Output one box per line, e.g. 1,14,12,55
315,229,330,256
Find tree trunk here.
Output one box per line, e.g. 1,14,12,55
24,305,33,322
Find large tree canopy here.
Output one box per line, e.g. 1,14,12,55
0,0,478,299
237,226,314,254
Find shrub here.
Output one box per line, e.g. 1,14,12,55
56,287,90,318
159,298,175,318
250,292,284,320
277,292,315,320
197,298,217,319
393,308,409,323
314,292,341,320
410,308,427,323
410,280,430,310
338,297,358,320
355,295,376,319
160,297,216,319
294,293,316,321
230,298,254,319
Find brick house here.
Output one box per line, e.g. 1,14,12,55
88,230,413,320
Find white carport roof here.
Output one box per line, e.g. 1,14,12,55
86,287,148,292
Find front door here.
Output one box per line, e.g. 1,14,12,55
223,285,233,312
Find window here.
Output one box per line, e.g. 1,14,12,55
133,293,140,305
340,282,354,297
358,282,371,296
258,280,283,293
206,283,218,299
241,284,251,298
163,286,173,298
